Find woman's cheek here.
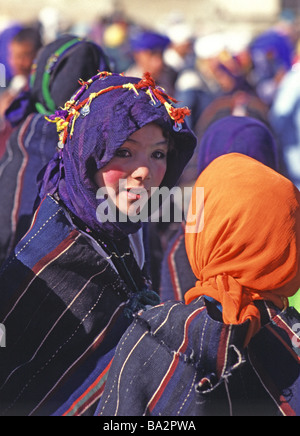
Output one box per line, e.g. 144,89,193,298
102,168,127,189
155,162,167,186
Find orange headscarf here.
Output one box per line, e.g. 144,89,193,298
185,153,300,346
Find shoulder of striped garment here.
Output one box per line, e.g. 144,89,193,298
0,194,132,416
97,299,300,416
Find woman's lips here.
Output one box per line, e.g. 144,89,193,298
126,188,149,201
127,191,141,200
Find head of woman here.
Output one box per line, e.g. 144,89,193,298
185,153,300,346
40,71,196,238
94,122,170,217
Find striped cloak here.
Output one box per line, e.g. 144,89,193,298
0,194,146,416
97,297,300,416
0,113,58,266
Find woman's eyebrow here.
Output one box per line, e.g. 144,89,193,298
124,138,169,146
154,140,169,147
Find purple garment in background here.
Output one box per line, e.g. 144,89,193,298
197,115,280,175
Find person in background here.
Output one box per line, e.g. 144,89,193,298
248,27,294,106
0,34,110,267
180,31,271,192
102,23,129,71
161,22,194,96
159,115,282,303
126,29,170,89
0,27,42,118
269,57,300,190
0,23,24,89
101,20,133,73
192,31,271,140
0,71,196,416
165,32,223,131
0,23,24,159
97,153,300,416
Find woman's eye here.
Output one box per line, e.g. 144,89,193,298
152,150,166,160
115,149,131,158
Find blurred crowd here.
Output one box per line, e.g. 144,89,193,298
1,8,300,180
1,7,300,288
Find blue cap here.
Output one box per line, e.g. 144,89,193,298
130,31,170,52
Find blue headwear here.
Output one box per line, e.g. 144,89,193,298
130,30,170,52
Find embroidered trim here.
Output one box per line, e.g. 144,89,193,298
45,71,191,148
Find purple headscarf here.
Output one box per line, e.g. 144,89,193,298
40,72,197,239
197,115,280,175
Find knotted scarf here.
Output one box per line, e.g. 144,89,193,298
185,153,300,346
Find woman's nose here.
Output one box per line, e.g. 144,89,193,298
131,163,151,181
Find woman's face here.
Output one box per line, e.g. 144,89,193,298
94,123,168,216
